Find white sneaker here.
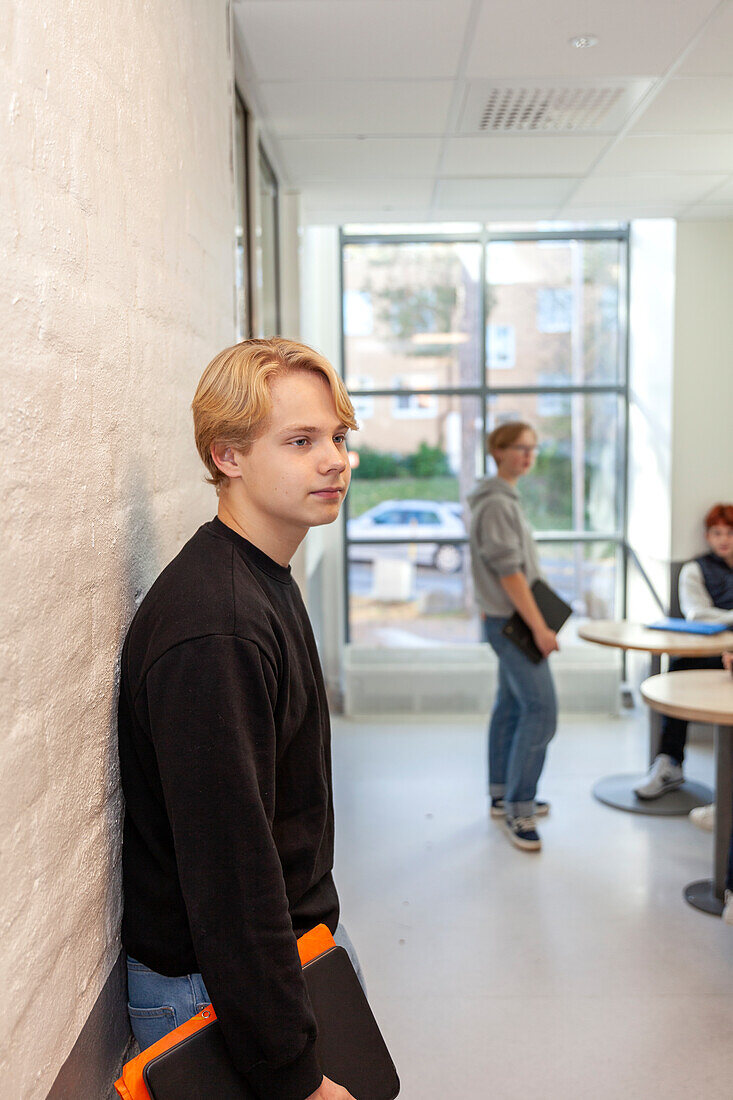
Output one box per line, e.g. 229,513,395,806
689,804,715,832
723,891,733,926
633,754,684,800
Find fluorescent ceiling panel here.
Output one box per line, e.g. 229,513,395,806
235,0,470,81
278,138,442,182
257,80,453,135
466,0,719,79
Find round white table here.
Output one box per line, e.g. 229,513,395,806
578,621,733,816
641,670,733,916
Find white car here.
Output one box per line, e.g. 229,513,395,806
347,499,466,574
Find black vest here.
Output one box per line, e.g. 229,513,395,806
697,552,733,611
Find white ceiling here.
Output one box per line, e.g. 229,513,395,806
233,0,733,224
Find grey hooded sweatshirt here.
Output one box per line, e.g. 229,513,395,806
468,476,542,618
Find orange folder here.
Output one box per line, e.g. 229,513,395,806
115,924,337,1100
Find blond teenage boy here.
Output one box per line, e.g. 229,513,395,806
118,339,359,1100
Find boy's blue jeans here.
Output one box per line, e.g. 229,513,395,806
126,923,365,1052
482,615,557,818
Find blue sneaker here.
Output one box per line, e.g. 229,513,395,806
491,797,549,819
504,815,541,851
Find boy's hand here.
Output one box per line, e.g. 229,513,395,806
723,651,733,673
306,1076,356,1100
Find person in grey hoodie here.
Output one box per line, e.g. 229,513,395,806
468,421,558,852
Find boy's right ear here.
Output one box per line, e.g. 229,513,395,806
210,443,243,480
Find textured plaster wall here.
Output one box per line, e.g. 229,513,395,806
1,2,235,1094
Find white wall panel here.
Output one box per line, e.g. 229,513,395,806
671,220,733,559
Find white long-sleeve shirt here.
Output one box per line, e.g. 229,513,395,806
679,560,733,625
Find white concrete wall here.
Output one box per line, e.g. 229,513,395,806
671,221,733,560
627,220,676,573
1,2,234,1094
301,226,348,698
627,218,733,627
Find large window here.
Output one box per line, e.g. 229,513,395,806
256,144,280,337
342,228,628,646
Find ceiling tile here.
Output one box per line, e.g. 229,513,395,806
435,177,579,208
234,0,733,226
569,173,728,205
303,209,431,226
257,80,453,135
466,0,719,79
278,138,442,183
560,202,682,220
678,3,733,77
235,1,471,80
478,207,564,222
632,77,733,133
678,204,733,220
302,179,434,209
699,176,733,202
596,133,733,174
441,135,610,176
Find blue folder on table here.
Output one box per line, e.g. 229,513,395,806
646,617,727,635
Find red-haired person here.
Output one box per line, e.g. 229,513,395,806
635,504,733,809
468,421,558,853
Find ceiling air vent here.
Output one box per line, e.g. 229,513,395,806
477,85,624,132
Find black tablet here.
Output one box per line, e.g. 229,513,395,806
142,946,400,1100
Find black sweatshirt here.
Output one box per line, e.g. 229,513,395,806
118,517,339,1100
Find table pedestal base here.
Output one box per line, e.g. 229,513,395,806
684,879,724,917
592,775,713,816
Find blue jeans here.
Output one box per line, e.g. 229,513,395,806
126,923,365,1052
482,615,557,818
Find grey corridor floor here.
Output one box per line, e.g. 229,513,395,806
331,710,733,1100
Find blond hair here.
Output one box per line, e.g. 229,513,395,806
488,420,536,460
192,337,357,488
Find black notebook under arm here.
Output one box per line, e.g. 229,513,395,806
500,579,572,664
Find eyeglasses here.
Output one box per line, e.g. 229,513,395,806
507,445,537,455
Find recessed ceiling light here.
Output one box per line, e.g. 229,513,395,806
570,35,598,49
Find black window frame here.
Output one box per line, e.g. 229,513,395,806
340,225,631,645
